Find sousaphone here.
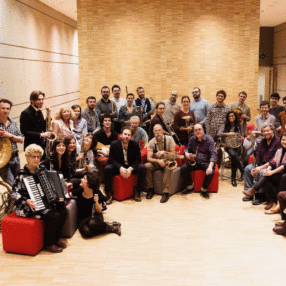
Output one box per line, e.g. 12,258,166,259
0,138,13,169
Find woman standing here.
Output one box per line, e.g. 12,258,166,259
173,96,195,146
217,111,244,187
77,171,121,238
71,104,88,154
118,93,141,127
12,144,67,253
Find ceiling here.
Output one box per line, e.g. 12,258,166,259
39,0,286,27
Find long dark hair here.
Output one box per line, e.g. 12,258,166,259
51,139,68,167
223,111,241,133
64,135,77,158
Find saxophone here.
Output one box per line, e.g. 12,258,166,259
45,108,56,159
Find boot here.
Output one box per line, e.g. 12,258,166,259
243,186,256,197
146,188,154,199
134,190,141,202
105,222,121,236
231,169,237,187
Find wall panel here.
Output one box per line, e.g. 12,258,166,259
0,0,79,129
78,0,260,121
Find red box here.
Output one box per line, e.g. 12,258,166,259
2,212,44,255
112,174,137,201
141,147,148,164
191,166,219,193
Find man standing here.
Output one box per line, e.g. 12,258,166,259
20,90,51,154
0,99,24,185
190,87,210,125
205,90,231,138
181,124,218,199
110,85,127,112
130,116,148,150
231,91,251,136
149,102,169,140
242,123,280,203
95,86,117,122
133,86,154,132
104,126,147,203
82,96,101,133
163,91,181,124
145,124,176,203
269,93,284,131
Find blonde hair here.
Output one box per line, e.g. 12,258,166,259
25,144,44,157
54,106,73,121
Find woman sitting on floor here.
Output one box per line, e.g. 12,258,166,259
11,144,67,253
76,170,121,238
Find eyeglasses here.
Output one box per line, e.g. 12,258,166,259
30,155,41,160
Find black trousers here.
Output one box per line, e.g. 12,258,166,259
40,204,67,247
181,163,215,190
254,173,283,202
104,164,147,196
79,212,107,238
225,146,244,178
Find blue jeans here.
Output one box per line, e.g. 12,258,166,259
0,155,20,186
244,164,265,191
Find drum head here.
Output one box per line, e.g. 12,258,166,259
0,138,13,169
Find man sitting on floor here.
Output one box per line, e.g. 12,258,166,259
181,123,217,199
104,126,147,204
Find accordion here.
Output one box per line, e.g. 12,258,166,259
23,171,70,212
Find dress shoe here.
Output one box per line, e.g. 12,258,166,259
242,195,253,202
112,221,121,227
252,198,266,205
231,178,237,187
265,203,280,214
134,192,141,202
275,221,284,227
44,245,63,253
243,186,256,197
160,193,169,203
264,202,274,210
273,226,286,235
181,187,194,195
106,196,113,205
146,189,154,199
56,241,67,249
200,192,209,199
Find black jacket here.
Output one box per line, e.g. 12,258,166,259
108,139,141,171
20,105,46,150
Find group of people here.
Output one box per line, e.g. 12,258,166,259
1,86,286,254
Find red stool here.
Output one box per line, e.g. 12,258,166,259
248,155,254,165
112,175,137,201
141,147,148,164
191,166,219,193
2,212,44,255
247,124,255,135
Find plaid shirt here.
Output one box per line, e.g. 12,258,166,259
206,103,231,137
0,117,22,153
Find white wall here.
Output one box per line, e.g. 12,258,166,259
0,0,79,124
